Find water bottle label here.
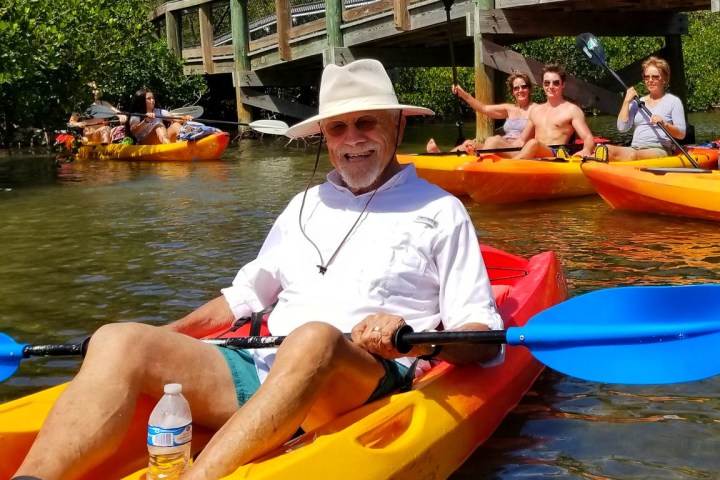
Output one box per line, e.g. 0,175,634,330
147,423,192,447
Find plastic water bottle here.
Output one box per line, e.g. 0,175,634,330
147,383,192,479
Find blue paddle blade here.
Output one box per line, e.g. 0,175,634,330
576,32,606,67
0,333,27,382
506,285,720,384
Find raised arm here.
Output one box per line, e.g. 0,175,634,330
453,85,511,119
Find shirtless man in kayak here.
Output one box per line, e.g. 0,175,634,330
14,59,503,480
484,63,595,159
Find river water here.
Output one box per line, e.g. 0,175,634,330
1,112,720,478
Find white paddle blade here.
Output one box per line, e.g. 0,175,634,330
248,119,290,135
170,106,204,118
88,104,117,119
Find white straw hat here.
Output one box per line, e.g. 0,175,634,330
285,59,434,138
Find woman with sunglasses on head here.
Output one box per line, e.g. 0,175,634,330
605,57,685,161
426,72,535,154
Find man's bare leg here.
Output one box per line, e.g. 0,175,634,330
14,323,238,480
512,139,554,159
184,321,386,480
426,138,440,153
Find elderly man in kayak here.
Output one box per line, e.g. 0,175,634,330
484,63,595,159
14,59,503,480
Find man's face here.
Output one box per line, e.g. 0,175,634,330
321,109,403,194
542,72,564,99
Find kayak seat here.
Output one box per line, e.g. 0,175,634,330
492,284,512,306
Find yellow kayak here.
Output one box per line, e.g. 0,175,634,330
0,245,567,480
77,132,230,161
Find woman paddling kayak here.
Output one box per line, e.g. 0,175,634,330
128,88,192,144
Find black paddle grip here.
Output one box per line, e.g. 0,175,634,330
393,325,415,354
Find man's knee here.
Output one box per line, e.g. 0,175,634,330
280,322,346,361
88,323,155,358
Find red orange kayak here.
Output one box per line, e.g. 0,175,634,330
581,161,720,222
77,132,230,161
0,245,567,480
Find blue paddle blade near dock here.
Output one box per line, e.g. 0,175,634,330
506,284,720,384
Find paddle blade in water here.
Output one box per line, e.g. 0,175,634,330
576,33,606,66
509,285,720,384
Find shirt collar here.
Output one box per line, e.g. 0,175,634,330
326,163,416,197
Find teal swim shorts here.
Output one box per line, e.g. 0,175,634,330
216,346,409,407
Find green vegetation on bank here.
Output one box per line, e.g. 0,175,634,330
1,1,719,146
0,0,205,145
396,11,720,119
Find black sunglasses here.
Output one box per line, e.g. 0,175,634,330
512,85,530,92
543,80,561,87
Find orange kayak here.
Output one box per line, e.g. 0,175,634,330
399,145,717,202
457,151,716,204
581,162,720,222
77,132,230,161
0,245,567,480
397,152,473,196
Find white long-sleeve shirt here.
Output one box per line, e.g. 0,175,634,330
617,93,686,150
222,164,502,380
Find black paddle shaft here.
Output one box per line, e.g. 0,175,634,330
441,0,465,146
22,339,88,358
16,329,510,359
205,326,509,354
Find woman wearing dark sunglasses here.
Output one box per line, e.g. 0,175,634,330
426,72,535,154
605,56,686,161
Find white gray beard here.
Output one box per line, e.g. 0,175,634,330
341,162,385,191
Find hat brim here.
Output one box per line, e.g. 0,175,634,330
285,104,434,139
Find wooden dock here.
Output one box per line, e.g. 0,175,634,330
150,0,717,137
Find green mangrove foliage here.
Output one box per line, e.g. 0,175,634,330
0,0,206,145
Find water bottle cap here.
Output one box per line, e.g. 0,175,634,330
164,383,182,395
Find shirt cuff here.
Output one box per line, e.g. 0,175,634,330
220,285,257,320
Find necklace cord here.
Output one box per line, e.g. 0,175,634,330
298,114,403,275
298,130,326,271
